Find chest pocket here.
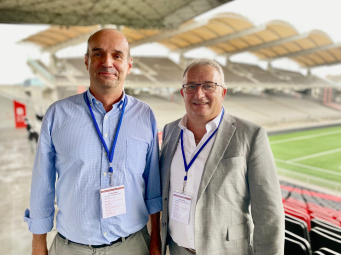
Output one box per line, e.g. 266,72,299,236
126,139,149,175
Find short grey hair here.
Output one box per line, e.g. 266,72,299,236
182,58,225,87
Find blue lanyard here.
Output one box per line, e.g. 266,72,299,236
180,108,224,192
84,92,127,186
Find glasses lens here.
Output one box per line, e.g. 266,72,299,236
202,82,216,92
184,84,197,93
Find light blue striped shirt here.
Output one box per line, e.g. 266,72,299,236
24,90,162,245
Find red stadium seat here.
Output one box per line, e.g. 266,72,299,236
285,207,311,230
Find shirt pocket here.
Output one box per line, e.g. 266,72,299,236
126,139,149,175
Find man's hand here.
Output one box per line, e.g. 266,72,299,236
32,234,48,255
149,212,161,255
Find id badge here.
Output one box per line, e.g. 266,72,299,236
100,185,126,219
170,191,192,225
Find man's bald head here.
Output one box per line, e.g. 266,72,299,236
86,28,131,60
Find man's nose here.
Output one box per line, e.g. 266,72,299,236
102,54,114,68
194,85,205,98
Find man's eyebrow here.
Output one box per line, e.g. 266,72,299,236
113,50,124,55
91,48,125,55
91,47,103,52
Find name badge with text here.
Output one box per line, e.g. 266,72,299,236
100,185,126,219
170,191,192,225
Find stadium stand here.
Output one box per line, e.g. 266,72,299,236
134,57,183,82
238,63,285,83
285,237,309,255
317,248,341,254
268,95,341,121
271,68,330,86
286,229,312,253
281,180,341,254
222,65,253,83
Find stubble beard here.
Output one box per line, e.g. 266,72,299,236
91,73,122,93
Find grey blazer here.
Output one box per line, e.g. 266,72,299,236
160,113,284,255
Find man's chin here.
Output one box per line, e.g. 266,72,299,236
189,110,209,118
96,80,121,89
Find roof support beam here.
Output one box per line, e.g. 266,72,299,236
175,25,267,54
129,19,209,48
308,59,341,68
264,43,341,61
223,32,311,57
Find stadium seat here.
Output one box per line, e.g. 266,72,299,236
311,219,341,236
285,230,312,255
285,206,311,230
310,227,341,252
285,215,310,242
317,248,341,255
285,237,308,255
311,214,341,228
314,227,341,241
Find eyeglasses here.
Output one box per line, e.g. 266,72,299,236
182,82,223,94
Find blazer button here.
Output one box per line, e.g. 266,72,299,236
165,198,167,201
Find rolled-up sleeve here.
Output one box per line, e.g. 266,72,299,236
23,108,57,234
143,110,162,215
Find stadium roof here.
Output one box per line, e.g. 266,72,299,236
282,44,341,68
0,0,232,28
21,25,100,52
19,11,341,69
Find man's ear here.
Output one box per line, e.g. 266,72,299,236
85,54,89,71
180,89,185,101
221,87,227,101
126,57,133,75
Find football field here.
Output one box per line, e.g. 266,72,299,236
269,125,341,192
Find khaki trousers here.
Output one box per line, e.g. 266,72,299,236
48,226,150,255
168,236,194,255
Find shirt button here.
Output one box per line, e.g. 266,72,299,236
96,102,99,104
104,152,107,156
105,116,108,119
103,172,107,176
190,237,193,240
190,174,193,177
104,233,107,236
104,134,108,137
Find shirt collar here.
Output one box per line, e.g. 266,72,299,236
178,109,223,133
86,89,126,109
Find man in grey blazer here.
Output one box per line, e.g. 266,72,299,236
160,59,284,255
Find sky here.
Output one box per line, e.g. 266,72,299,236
0,0,341,85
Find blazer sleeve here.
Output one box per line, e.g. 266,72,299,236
247,127,285,255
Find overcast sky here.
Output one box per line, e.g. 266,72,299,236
0,0,341,85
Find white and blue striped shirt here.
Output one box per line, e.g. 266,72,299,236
24,89,162,245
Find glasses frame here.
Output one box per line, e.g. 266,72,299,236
182,82,224,94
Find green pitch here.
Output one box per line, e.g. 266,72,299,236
269,125,341,191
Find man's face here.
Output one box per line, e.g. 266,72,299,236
181,65,226,121
85,29,132,92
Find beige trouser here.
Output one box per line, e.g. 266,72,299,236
48,226,150,255
168,236,194,255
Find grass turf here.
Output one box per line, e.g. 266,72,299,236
269,126,341,188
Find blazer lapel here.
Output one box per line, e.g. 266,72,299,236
196,113,236,203
163,124,181,194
